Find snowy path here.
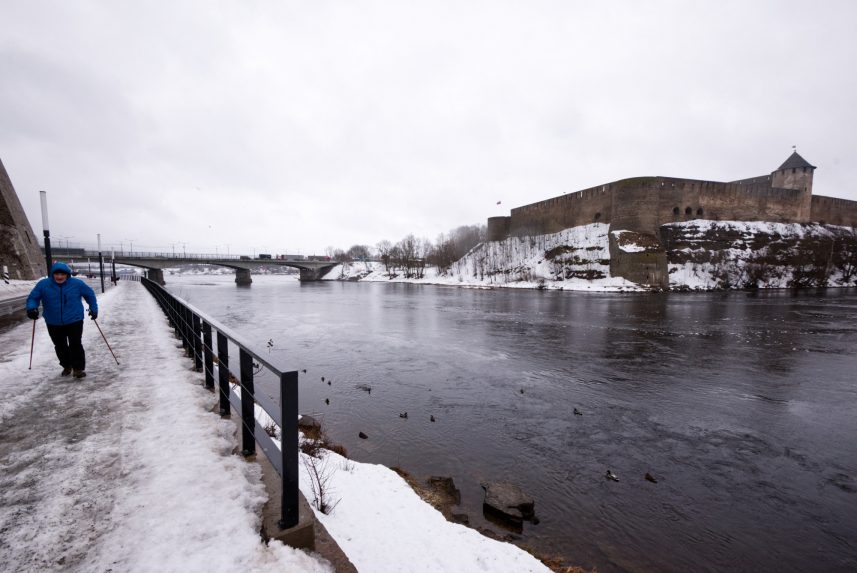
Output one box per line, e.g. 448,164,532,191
0,282,330,573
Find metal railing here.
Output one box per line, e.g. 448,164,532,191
45,248,316,262
140,277,300,528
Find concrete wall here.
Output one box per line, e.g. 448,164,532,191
0,158,45,279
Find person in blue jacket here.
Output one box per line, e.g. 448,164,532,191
26,262,99,378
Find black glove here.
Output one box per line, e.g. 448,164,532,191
89,309,98,320
27,308,39,320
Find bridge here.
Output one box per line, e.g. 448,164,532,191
46,249,338,285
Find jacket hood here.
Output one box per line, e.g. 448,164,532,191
50,262,73,277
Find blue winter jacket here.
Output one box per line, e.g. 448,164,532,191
26,262,99,326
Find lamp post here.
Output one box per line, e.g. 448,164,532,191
39,191,52,273
97,234,105,293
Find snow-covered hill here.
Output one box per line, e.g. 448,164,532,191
325,221,857,291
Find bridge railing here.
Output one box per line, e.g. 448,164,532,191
139,277,300,529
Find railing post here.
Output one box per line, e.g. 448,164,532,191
182,306,191,354
203,321,214,390
172,297,180,339
217,332,230,416
192,313,202,371
239,349,256,457
279,370,299,528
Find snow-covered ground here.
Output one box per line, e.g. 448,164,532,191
664,220,857,290
0,278,38,301
294,446,551,573
0,282,552,573
325,223,641,291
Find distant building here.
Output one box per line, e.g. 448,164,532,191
0,158,45,279
487,152,857,287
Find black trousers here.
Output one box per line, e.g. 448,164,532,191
46,320,85,371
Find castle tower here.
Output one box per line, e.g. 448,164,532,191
0,158,46,279
771,151,815,222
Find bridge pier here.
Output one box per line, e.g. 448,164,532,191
146,268,166,285
235,268,253,286
299,266,334,282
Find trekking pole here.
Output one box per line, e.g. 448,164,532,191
92,318,120,365
28,319,36,370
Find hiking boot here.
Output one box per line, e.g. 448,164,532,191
61,367,72,377
72,370,87,379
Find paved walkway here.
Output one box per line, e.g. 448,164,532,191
0,283,330,572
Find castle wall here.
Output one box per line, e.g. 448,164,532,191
0,158,45,279
609,178,662,235
653,178,808,229
486,216,511,242
503,175,816,243
509,183,612,237
811,195,857,228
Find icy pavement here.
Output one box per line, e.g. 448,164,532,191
0,282,331,573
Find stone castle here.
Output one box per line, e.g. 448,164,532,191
486,152,857,287
0,158,46,280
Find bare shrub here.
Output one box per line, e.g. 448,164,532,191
302,454,340,515
264,422,279,440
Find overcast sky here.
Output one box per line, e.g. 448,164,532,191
2,0,856,256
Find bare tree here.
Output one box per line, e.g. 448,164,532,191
346,244,373,261
376,240,393,272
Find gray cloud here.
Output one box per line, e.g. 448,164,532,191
2,0,855,255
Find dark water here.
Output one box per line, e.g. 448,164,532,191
167,275,857,573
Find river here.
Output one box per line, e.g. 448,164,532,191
165,274,857,573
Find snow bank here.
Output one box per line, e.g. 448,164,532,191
253,406,553,573
296,449,552,573
0,278,38,302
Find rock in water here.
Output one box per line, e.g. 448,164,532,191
297,415,321,433
482,481,535,526
427,476,461,505
645,472,658,483
358,431,368,439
